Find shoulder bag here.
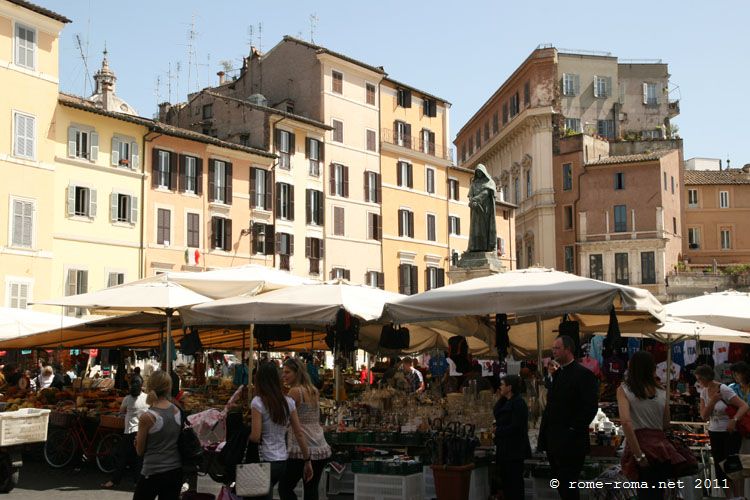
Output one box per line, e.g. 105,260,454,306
235,425,270,497
724,394,750,437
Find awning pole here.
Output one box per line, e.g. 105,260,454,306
165,309,173,373
536,315,543,378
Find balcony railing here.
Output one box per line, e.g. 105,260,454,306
381,128,453,161
279,254,290,271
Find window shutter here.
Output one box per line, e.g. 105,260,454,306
376,214,382,241
429,131,436,155
410,265,418,295
437,269,445,288
110,193,118,222
208,160,216,202
289,133,295,154
408,211,414,237
344,269,350,281
377,272,384,290
275,232,281,254
66,268,77,297
111,137,120,166
404,90,412,108
178,155,186,192
430,100,437,117
169,152,178,190
265,228,274,255
398,209,404,237
264,169,273,210
275,182,282,215
67,185,76,216
224,219,232,251
606,77,612,97
224,162,233,205
407,164,413,188
305,237,311,258
11,202,22,246
90,132,99,161
289,234,294,256
320,238,325,258
89,189,97,217
67,127,77,157
130,196,138,223
398,264,406,294
364,171,370,202
393,121,399,144
573,74,580,96
343,166,349,198
329,164,336,194
131,141,140,169
274,129,281,151
288,185,294,221
404,123,412,148
425,268,430,291
305,138,310,158
376,174,382,203
457,218,461,236
305,189,311,223
397,161,403,186
250,168,258,209
317,192,325,225
642,82,649,104
151,149,160,188
319,141,324,162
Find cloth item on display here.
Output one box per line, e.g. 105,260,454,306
603,307,622,355
643,340,668,364
580,356,601,377
481,360,493,377
448,335,471,374
379,324,410,350
495,313,511,359
627,338,641,359
728,343,747,363
559,315,582,358
446,357,462,376
715,362,734,384
233,363,248,387
180,327,203,356
589,335,604,365
428,354,448,378
683,340,698,366
698,341,715,367
671,342,686,367
506,356,521,376
160,338,177,362
602,355,627,385
714,342,730,365
492,361,501,376
655,361,681,383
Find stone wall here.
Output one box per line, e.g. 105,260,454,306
665,272,750,302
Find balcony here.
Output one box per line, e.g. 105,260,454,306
668,99,680,117
381,128,452,161
279,254,290,271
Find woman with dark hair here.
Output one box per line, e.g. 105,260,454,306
730,361,750,497
493,374,531,500
697,364,748,498
249,362,312,500
279,357,331,500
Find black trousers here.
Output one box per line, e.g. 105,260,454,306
112,433,141,485
498,459,525,500
709,430,741,483
278,459,327,500
133,467,183,500
636,461,672,500
547,453,586,500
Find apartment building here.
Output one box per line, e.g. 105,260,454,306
455,46,679,270
0,0,68,311
684,165,750,268
554,134,682,298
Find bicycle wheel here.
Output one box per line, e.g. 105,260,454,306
95,432,122,474
44,428,77,468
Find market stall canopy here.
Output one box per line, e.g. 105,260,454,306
182,280,398,326
591,316,750,344
384,268,665,324
359,318,494,356
0,307,92,339
664,290,750,332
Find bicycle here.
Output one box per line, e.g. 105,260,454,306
43,411,124,473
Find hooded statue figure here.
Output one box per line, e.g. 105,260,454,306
468,164,497,252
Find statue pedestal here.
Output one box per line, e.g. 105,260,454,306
448,251,506,284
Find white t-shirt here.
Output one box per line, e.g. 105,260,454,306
36,372,54,389
655,361,681,383
713,342,730,365
700,383,738,432
446,358,462,376
121,393,149,434
251,396,296,462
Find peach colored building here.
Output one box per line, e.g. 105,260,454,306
683,166,750,268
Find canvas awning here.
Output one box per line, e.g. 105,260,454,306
664,290,750,332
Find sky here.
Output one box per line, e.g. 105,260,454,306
43,0,750,166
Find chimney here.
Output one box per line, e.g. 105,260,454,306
158,102,172,122
217,71,226,85
742,164,750,174
727,158,731,170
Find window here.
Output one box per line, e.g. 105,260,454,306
332,70,343,94
306,189,324,226
13,112,35,159
110,193,137,224
670,176,675,194
643,83,658,106
366,129,377,152
423,98,437,117
211,216,232,251
426,168,435,194
468,137,474,155
202,104,213,119
524,81,531,106
688,189,698,208
330,163,348,197
209,159,232,204
398,263,418,295
688,227,700,249
276,232,293,256
720,191,729,208
330,267,350,280
516,245,522,269
426,214,436,241
397,161,413,188
398,209,414,238
614,205,627,232
525,170,532,198
364,171,380,203
14,23,35,70
239,134,250,146
307,138,322,175
182,156,198,193
65,269,88,316
673,217,677,234
276,182,294,220
484,122,490,141
154,150,173,189
597,120,614,139
426,267,445,291
67,185,96,218
394,120,410,148
526,244,533,268
250,168,270,210
498,237,506,256
366,83,376,105
7,281,30,309
68,126,99,161
642,129,662,140
333,206,345,236
448,216,461,236
367,213,381,241
562,163,573,191
492,112,499,133
564,246,574,273
663,172,667,191
157,208,171,245
252,223,274,255
614,253,629,285
421,129,436,155
187,213,200,248
305,237,324,275
614,172,624,190
475,129,481,149
332,119,343,143
510,93,520,117
276,129,293,170
564,118,581,133
366,271,384,290
109,137,140,170
10,198,33,248
562,73,579,96
721,229,732,250
589,254,603,281
641,252,656,284
397,88,412,108
107,272,125,288
460,145,466,163
593,75,611,98
514,177,520,204
502,103,508,125
563,205,573,230
448,179,459,201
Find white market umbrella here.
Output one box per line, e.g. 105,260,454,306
665,290,750,332
0,307,92,340
359,320,494,356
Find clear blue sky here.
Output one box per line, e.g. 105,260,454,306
44,0,750,165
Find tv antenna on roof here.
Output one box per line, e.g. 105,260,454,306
309,13,319,43
75,34,92,95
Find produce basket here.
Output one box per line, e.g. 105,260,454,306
49,410,75,428
0,408,51,446
99,414,125,429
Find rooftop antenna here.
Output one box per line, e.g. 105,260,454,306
185,14,199,93
75,34,92,95
309,13,318,43
247,25,254,50
258,22,263,52
197,53,210,88
154,75,162,107
166,62,173,103
174,61,182,102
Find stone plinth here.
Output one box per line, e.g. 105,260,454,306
448,251,506,283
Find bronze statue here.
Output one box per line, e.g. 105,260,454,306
468,164,497,252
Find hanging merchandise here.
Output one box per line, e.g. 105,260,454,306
181,326,204,356
603,307,622,356
448,335,471,374
671,342,686,367
590,335,605,365
558,314,582,358
627,338,641,359
713,341,730,365
161,337,177,362
378,324,409,350
495,313,511,359
325,310,360,359
254,324,292,342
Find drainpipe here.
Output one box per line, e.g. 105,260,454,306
269,116,287,270
140,131,163,277
572,148,588,275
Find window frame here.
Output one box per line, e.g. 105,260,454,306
333,206,345,236
426,213,437,242
365,82,376,105
688,227,700,249
9,196,35,249
331,70,343,94
186,211,201,248
12,110,36,160
564,246,574,273
425,167,436,194
366,129,377,152
6,278,32,309
74,186,91,217
719,191,729,209
614,252,629,285
448,215,460,236
562,163,573,191
156,207,171,246
332,119,343,143
641,251,656,285
613,204,627,232
614,172,624,190
213,160,227,203
563,205,573,231
688,189,698,208
721,228,732,250
14,22,36,71
448,178,459,201
589,254,603,281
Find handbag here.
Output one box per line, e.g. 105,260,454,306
725,404,750,437
235,462,271,497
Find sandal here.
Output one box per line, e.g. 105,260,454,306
100,481,115,489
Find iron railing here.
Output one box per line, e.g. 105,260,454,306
381,128,453,161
